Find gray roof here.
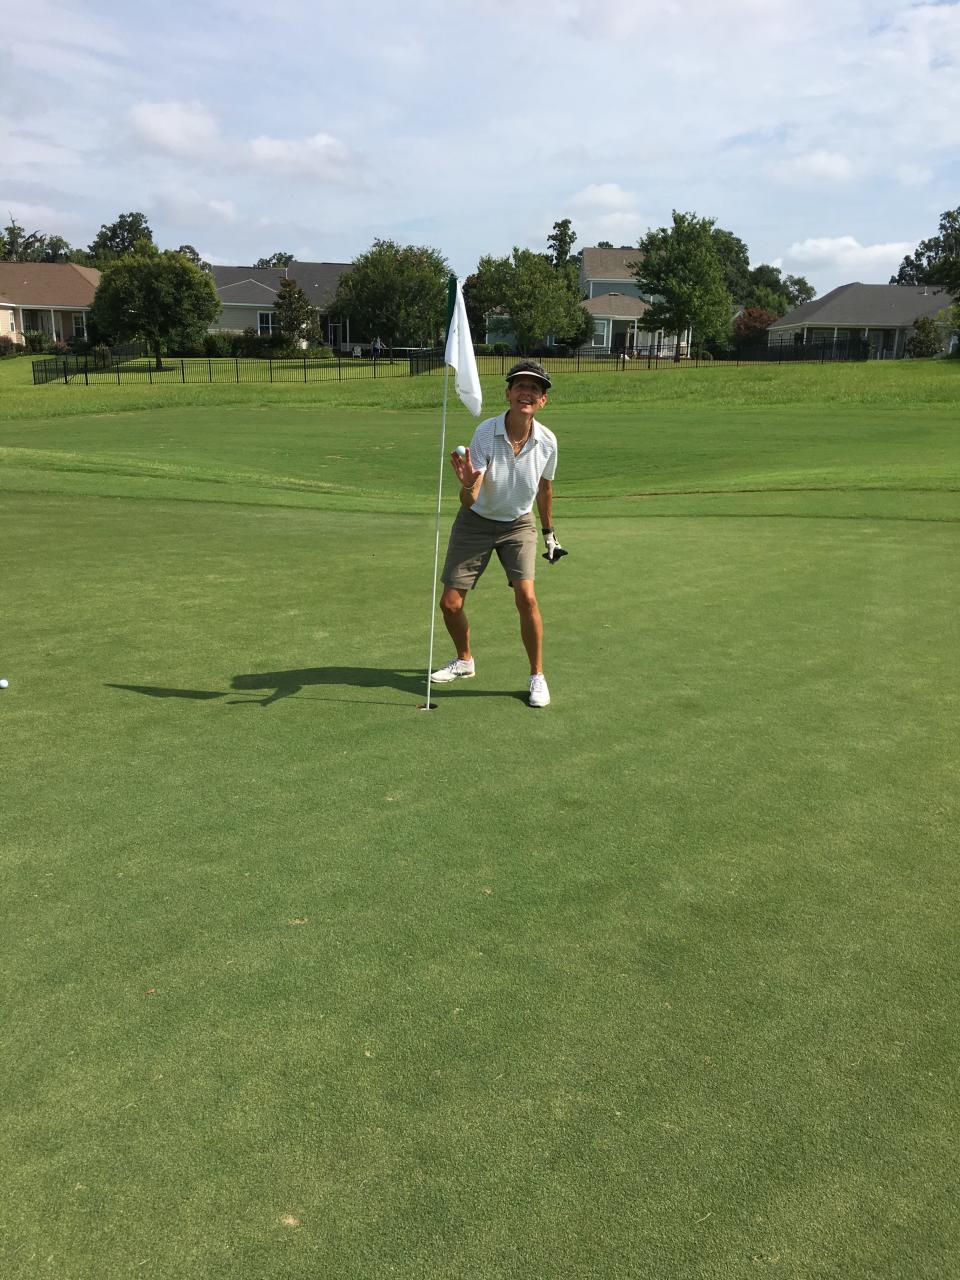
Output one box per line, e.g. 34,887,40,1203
769,283,953,330
210,260,351,310
581,246,642,284
581,293,649,320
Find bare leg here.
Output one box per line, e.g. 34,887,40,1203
513,580,543,675
440,587,471,661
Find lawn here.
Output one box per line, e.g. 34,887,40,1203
1,359,959,1278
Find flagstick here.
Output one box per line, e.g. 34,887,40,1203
420,363,451,711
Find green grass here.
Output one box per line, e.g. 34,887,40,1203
1,361,959,1278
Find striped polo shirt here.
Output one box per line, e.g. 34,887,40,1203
468,413,558,522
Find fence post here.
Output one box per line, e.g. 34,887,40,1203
181,359,186,384
269,358,273,383
338,352,342,383
84,357,89,387
208,358,213,383
63,359,69,386
117,362,121,386
148,364,153,384
303,356,307,383
235,357,240,383
373,356,377,379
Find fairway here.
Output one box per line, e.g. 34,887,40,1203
2,361,959,1278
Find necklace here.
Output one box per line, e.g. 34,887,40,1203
506,417,533,455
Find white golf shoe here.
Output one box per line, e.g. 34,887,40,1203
528,673,550,707
430,658,475,683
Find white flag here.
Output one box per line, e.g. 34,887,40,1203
444,278,482,416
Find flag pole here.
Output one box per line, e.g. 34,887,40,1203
420,361,451,711
419,275,480,712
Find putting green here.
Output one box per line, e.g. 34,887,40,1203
1,365,958,1278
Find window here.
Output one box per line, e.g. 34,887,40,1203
258,311,280,336
72,314,86,337
592,321,607,348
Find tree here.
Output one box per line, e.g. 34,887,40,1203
40,235,75,263
711,228,751,303
176,244,210,272
333,239,449,348
547,218,577,270
463,256,513,341
904,315,945,358
783,274,816,308
274,277,315,347
88,212,155,262
742,263,815,316
2,218,46,261
255,251,294,268
938,302,960,351
633,211,732,358
480,248,591,351
732,306,778,348
596,240,614,249
90,248,220,369
891,206,960,295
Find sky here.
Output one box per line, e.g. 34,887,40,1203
2,0,958,297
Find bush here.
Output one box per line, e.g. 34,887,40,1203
305,345,334,360
0,335,17,358
203,333,235,358
23,330,50,354
475,343,494,356
905,315,943,359
492,343,511,356
90,344,112,369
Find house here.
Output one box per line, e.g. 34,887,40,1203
579,246,689,356
768,283,956,357
210,260,352,348
0,262,100,346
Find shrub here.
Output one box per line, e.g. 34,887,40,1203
305,345,334,360
905,315,943,359
492,342,511,356
203,333,235,358
475,343,493,356
0,335,17,358
90,344,112,369
23,330,50,354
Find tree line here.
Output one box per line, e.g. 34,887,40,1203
10,204,959,365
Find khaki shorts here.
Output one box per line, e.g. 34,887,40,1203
442,508,537,589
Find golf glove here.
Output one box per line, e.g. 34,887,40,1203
542,528,568,564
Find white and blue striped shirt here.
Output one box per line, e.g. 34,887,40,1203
468,413,558,522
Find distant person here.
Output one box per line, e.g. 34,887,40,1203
372,336,384,358
430,361,568,708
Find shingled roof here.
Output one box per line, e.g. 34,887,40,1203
0,262,100,307
211,261,351,309
581,293,649,319
770,283,953,329
581,247,642,282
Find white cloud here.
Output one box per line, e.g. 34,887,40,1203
771,150,853,186
569,183,636,211
247,132,351,180
130,101,221,158
895,163,933,187
151,189,238,225
782,236,914,280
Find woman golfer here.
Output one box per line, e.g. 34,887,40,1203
430,360,567,708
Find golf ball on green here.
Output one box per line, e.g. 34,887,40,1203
0,679,8,689
456,445,467,456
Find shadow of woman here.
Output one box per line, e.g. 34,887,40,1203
229,667,428,706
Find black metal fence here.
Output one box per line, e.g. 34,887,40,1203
32,352,422,386
32,336,869,387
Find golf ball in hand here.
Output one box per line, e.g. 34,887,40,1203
0,679,8,689
456,445,467,457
